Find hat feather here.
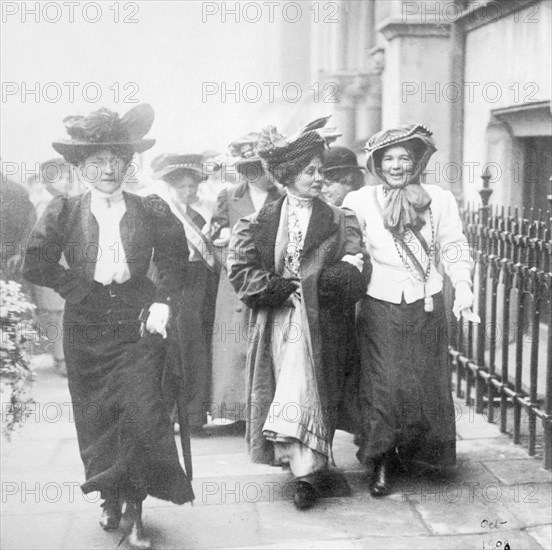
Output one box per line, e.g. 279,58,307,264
120,104,155,141
63,108,121,143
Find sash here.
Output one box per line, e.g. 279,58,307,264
372,186,431,280
169,200,220,271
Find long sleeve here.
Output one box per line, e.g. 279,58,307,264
318,208,371,307
343,207,372,293
436,190,473,287
227,215,295,309
22,196,80,298
145,195,190,304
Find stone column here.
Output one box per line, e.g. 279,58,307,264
377,18,451,188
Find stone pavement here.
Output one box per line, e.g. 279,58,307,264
1,357,551,550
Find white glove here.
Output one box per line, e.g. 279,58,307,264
146,302,170,338
213,227,231,247
341,253,364,273
453,281,480,322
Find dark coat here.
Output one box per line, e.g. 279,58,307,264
228,195,371,463
22,192,188,306
22,191,194,504
210,182,282,421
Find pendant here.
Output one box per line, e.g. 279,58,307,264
424,295,434,313
424,284,434,313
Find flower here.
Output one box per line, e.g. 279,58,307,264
0,276,35,440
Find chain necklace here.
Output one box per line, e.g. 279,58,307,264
392,208,436,312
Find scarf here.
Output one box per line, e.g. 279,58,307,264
382,182,432,235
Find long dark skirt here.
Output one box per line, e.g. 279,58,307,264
173,262,218,427
63,284,194,504
356,292,456,470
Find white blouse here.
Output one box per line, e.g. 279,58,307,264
89,193,131,285
343,184,473,304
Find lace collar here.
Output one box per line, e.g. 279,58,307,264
286,190,313,209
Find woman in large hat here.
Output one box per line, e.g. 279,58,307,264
227,119,371,509
342,124,475,497
23,105,193,549
151,153,219,431
209,132,282,428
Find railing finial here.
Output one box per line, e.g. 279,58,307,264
479,167,493,207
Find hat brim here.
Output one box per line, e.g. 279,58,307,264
152,165,205,181
324,165,365,179
52,139,156,156
235,156,262,166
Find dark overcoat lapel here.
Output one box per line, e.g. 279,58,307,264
249,195,285,271
302,198,339,257
249,195,338,269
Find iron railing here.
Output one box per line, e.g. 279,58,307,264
449,172,552,469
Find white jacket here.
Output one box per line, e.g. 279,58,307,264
342,184,473,304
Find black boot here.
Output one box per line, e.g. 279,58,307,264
369,453,391,497
293,480,319,510
99,495,122,531
123,501,151,550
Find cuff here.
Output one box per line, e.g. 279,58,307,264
450,268,472,288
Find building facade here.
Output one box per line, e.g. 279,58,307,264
310,0,551,207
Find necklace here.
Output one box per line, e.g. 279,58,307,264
392,208,436,312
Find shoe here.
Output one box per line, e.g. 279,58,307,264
293,480,318,510
123,501,151,550
128,518,151,550
99,499,122,531
369,456,391,497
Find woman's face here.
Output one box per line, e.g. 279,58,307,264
287,157,324,199
322,180,352,207
168,173,201,205
380,145,414,187
78,149,130,194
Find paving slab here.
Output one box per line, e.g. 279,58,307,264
482,458,552,485
138,503,262,550
1,358,551,550
255,494,430,543
525,524,552,550
237,531,546,550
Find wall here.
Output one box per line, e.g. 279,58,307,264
462,1,552,205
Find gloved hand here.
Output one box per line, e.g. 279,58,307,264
213,227,231,247
341,253,364,273
453,281,479,322
146,302,170,338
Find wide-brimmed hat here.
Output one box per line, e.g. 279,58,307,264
322,146,365,181
365,124,436,184
151,154,206,181
227,132,262,167
52,104,156,158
